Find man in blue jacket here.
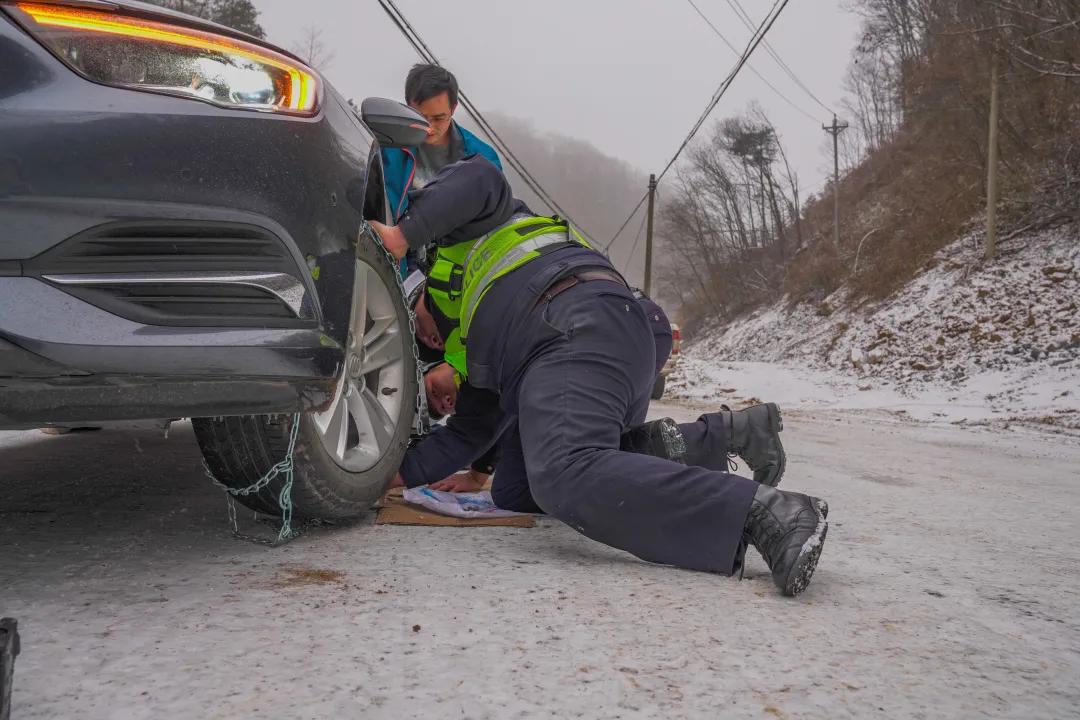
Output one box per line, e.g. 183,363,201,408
381,64,502,222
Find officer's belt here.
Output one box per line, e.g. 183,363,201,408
534,269,627,308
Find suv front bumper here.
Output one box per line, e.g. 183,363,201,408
0,276,340,427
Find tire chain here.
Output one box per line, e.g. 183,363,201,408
202,413,307,546
204,221,428,546
362,219,430,438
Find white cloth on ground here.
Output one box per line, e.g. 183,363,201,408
402,487,530,519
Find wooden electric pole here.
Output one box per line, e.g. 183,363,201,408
985,50,1001,262
823,115,849,252
643,173,657,296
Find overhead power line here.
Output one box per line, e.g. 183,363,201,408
602,192,648,253
606,0,792,250
656,0,792,185
683,0,819,122
622,198,651,275
726,0,836,115
375,0,601,247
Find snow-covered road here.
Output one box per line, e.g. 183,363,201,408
2,400,1079,719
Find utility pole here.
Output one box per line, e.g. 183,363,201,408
985,50,1001,262
823,115,849,252
643,173,657,296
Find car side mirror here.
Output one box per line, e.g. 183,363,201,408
360,97,429,148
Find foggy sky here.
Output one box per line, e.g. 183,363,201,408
258,0,861,198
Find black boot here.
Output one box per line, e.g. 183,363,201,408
620,417,687,463
739,484,828,596
720,403,786,487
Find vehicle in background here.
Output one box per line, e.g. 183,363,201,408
651,322,681,400
0,0,431,520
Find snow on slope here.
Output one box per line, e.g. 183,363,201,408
669,227,1080,431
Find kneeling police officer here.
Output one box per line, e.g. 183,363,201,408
372,156,829,596
416,286,791,514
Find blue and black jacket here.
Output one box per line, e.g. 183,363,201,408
380,121,502,221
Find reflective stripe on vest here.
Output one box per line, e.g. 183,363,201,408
443,216,589,376
426,213,533,326
460,218,590,342
458,231,569,341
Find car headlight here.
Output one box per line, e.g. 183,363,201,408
4,1,318,115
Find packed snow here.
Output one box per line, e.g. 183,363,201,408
670,227,1080,432
3,411,1080,719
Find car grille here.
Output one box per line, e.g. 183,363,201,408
24,221,314,327
29,221,295,272
68,282,298,321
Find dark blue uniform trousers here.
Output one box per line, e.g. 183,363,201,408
492,413,740,512
501,280,758,575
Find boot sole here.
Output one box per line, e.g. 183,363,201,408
754,403,787,487
781,503,828,597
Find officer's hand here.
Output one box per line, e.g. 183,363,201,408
429,469,488,493
369,220,408,260
388,472,405,489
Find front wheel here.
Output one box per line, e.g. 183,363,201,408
193,230,418,520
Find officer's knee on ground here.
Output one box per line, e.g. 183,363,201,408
490,478,544,515
522,449,601,517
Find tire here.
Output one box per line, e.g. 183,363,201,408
193,229,418,520
650,374,666,401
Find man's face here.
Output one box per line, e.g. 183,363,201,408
424,362,459,416
414,291,444,350
409,91,455,146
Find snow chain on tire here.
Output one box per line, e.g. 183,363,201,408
204,221,428,546
363,218,430,439
202,413,309,546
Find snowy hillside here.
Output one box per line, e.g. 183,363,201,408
669,227,1080,432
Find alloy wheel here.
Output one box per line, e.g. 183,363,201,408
312,257,408,472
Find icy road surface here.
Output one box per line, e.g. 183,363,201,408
2,402,1079,719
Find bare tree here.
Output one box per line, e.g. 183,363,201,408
657,109,802,315
948,0,1080,78
837,123,864,173
290,25,336,70
842,43,902,154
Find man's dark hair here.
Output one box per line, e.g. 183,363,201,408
405,64,459,108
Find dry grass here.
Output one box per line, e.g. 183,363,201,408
780,48,1080,308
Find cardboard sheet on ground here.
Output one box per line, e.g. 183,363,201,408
376,487,535,528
